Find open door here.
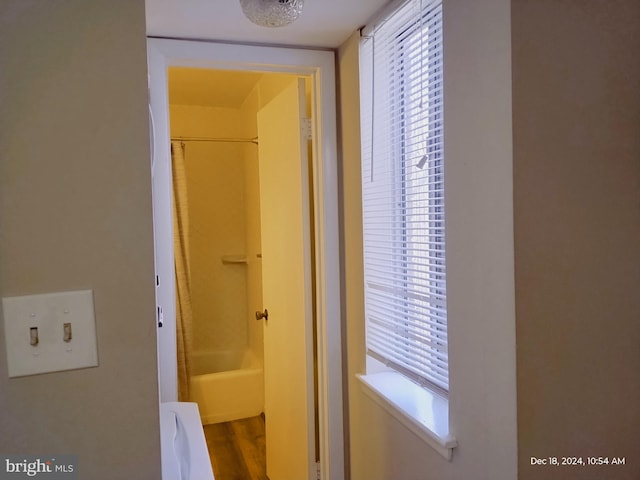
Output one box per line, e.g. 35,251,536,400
257,78,316,480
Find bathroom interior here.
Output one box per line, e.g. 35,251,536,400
167,66,315,479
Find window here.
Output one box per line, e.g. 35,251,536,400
360,0,447,395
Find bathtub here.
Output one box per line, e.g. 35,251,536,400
189,349,264,425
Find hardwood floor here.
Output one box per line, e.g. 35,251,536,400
203,415,267,480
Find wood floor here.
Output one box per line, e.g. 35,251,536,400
203,415,267,480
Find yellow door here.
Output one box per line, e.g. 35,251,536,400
257,78,315,480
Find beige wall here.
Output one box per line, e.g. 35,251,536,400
512,1,640,479
0,1,161,478
337,31,366,480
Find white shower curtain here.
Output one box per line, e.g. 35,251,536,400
172,141,193,402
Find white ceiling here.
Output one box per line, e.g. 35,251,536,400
146,0,388,49
168,67,264,108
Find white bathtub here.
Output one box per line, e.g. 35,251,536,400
189,349,264,425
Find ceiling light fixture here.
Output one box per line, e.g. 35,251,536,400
239,0,305,28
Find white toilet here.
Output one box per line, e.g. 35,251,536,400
160,402,215,480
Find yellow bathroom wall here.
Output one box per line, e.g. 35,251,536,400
170,104,242,139
170,105,249,352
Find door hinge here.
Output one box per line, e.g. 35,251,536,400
301,117,313,141
316,461,321,480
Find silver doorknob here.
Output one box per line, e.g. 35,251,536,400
255,309,269,321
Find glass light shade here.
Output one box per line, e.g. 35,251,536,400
239,0,304,28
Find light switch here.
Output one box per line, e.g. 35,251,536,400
2,290,98,378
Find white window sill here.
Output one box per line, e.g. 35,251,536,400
356,372,457,460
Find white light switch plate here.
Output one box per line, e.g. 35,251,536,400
2,290,98,378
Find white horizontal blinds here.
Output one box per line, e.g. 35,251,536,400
360,0,447,393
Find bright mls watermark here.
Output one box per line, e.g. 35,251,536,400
0,456,77,479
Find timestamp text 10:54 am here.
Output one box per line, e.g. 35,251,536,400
531,457,626,466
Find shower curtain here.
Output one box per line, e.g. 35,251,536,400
172,141,193,402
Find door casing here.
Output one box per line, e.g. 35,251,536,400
147,38,344,480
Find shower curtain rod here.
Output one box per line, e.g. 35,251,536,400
171,136,258,145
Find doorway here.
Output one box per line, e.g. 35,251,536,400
168,67,314,479
147,38,344,480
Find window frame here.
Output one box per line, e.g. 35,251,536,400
357,0,457,461
362,0,449,396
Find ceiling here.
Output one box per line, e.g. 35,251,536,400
145,0,388,49
168,67,264,108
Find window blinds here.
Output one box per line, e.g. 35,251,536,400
360,0,448,394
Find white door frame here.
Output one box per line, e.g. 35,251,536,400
147,38,344,480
